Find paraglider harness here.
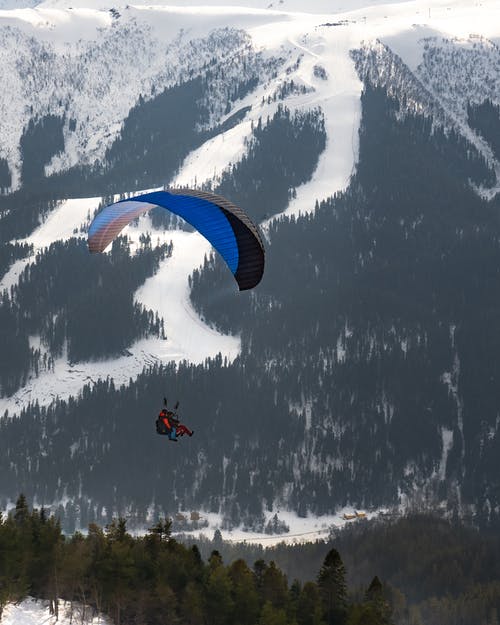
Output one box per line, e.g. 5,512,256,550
156,398,179,435
156,416,169,435
156,409,179,436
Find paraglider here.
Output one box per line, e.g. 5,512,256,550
156,399,193,442
88,188,265,290
88,189,263,443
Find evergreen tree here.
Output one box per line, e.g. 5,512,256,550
362,576,393,625
261,561,289,611
317,549,348,625
228,559,260,625
205,550,234,625
258,601,288,625
296,581,326,625
181,580,205,625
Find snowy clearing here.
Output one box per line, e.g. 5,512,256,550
172,506,386,546
1,598,109,625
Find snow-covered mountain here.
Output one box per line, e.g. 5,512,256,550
0,1,39,8
1,0,500,530
0,0,498,192
0,0,499,411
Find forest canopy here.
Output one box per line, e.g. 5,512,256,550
1,497,500,625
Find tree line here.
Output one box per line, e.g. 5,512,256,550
2,497,500,625
0,495,393,625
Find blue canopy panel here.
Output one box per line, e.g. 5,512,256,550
88,189,265,291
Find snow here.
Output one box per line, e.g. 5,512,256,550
173,117,254,188
1,598,109,625
276,25,363,218
176,15,359,220
132,227,241,363
174,506,383,546
0,489,385,547
0,1,39,8
1,0,498,190
0,197,96,291
38,0,418,11
22,197,93,248
438,427,454,481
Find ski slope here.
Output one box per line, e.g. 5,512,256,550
1,0,499,416
0,197,240,416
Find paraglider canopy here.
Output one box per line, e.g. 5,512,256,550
88,188,265,291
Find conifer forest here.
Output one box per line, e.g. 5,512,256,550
1,497,500,625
